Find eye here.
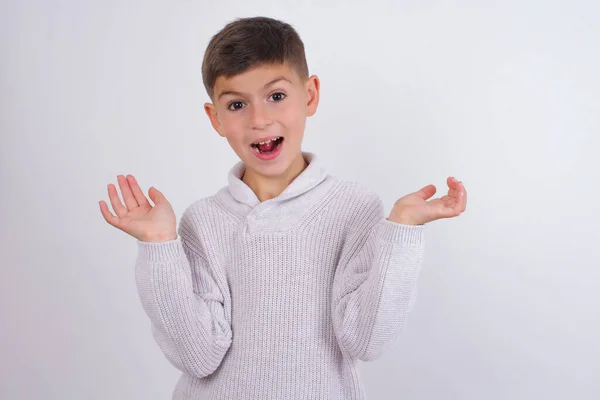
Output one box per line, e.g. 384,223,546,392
227,101,245,111
270,92,286,102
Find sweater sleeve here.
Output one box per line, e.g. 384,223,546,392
331,194,424,362
134,211,232,378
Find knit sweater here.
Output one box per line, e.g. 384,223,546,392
134,151,425,400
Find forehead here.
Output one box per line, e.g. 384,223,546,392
214,62,301,95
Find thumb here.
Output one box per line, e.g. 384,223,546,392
148,186,165,205
415,184,436,200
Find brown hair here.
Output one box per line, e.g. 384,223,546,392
202,16,309,100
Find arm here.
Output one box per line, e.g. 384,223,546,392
134,210,232,378
332,195,424,362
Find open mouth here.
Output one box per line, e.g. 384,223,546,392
250,136,284,155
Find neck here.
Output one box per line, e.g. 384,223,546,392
242,152,308,202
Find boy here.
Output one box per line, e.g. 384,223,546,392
99,16,467,400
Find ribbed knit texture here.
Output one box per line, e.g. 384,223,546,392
135,152,425,399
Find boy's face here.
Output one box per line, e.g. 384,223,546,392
204,62,319,177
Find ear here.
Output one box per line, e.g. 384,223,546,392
305,75,320,117
204,102,226,137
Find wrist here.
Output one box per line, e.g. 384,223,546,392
387,210,422,225
141,232,178,243
387,217,420,225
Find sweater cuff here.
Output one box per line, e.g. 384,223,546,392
377,218,424,245
136,236,185,262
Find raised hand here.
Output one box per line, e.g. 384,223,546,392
99,174,177,242
387,177,467,225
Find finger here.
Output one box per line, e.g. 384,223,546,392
436,203,458,219
447,176,462,190
452,189,465,215
107,183,128,218
99,200,121,228
440,194,455,206
117,175,139,210
147,186,165,206
448,177,467,211
416,184,436,200
453,181,466,212
127,175,151,208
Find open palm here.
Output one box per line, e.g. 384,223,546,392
99,174,177,242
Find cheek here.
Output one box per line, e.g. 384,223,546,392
219,113,245,137
279,100,305,126
219,111,236,126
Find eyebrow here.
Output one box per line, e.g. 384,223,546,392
217,76,292,100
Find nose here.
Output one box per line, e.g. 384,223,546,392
249,102,272,130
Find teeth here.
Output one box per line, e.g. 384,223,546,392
251,136,283,154
254,137,281,146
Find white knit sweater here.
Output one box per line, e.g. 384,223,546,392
135,151,425,399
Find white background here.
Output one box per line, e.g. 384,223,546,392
1,0,599,399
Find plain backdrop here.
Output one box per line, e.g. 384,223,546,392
1,0,599,399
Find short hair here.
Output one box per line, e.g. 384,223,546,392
202,16,309,100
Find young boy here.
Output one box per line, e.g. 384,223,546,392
99,16,467,400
